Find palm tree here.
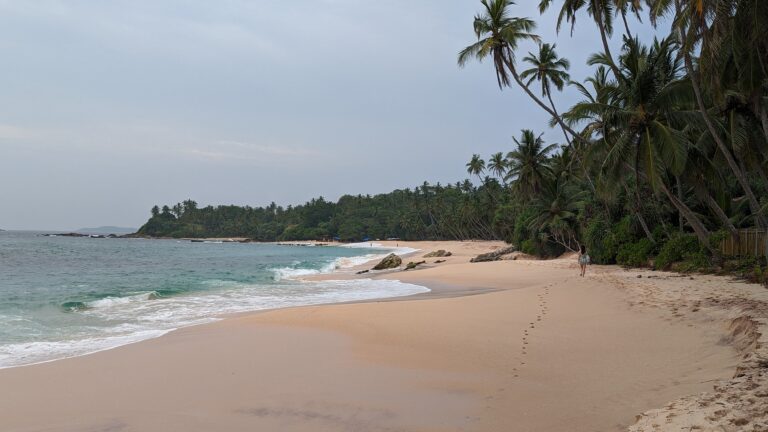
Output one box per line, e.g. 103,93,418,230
466,154,486,182
650,0,768,229
505,129,557,199
487,152,508,182
570,36,716,249
458,0,587,145
528,175,587,251
539,0,621,79
521,43,572,145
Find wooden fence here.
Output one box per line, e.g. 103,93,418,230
720,229,768,258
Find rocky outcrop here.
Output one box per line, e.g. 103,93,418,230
470,245,517,263
405,260,426,270
423,250,452,258
372,253,402,270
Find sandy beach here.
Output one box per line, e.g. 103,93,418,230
1,240,766,431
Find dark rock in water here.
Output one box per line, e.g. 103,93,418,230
372,253,402,270
423,250,452,258
42,232,88,237
356,269,370,275
405,260,426,270
470,245,517,263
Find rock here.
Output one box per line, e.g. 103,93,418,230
470,245,517,263
435,259,446,264
423,250,452,258
356,269,370,275
405,260,426,270
372,253,402,270
637,275,643,278
41,232,88,237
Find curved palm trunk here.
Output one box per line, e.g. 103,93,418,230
658,181,715,253
684,50,766,228
703,194,739,240
547,91,573,147
545,90,599,194
504,57,590,147
593,0,623,80
760,107,768,145
676,176,684,233
623,183,655,243
673,2,767,229
620,9,632,39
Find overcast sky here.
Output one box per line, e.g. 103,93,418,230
0,0,661,230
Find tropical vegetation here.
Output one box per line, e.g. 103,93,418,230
138,0,768,277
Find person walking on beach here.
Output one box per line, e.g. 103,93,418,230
578,245,590,277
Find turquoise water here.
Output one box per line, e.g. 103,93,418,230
0,231,425,368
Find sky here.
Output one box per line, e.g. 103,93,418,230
0,0,662,230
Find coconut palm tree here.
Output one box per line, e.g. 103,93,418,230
466,154,486,182
648,0,768,229
528,175,587,251
539,0,621,79
505,129,557,199
458,0,587,144
574,36,716,248
521,43,572,145
487,152,508,182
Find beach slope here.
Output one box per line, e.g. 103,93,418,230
0,241,764,431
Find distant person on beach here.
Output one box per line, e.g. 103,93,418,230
578,245,590,277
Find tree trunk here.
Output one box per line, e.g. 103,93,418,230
676,176,684,233
504,57,591,147
703,194,739,240
658,181,714,253
593,0,623,80
760,107,768,143
623,184,655,243
620,9,632,39
675,12,767,229
546,90,599,195
547,91,573,147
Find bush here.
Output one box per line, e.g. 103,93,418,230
520,239,537,255
654,234,709,270
616,238,654,267
584,215,645,264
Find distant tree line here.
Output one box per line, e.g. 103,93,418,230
137,181,504,242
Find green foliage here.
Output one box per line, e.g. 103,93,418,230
654,234,709,271
584,216,644,264
137,182,503,242
520,239,537,255
616,239,654,267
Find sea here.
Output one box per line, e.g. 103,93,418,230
0,231,426,369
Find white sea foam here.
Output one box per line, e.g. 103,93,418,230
0,329,172,369
341,242,420,257
86,292,158,309
0,278,429,369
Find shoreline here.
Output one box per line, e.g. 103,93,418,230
0,241,428,371
0,240,766,431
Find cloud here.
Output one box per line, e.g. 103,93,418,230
0,124,36,140
187,140,318,163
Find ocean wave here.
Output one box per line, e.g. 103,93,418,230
0,328,172,369
2,278,429,369
62,292,159,312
